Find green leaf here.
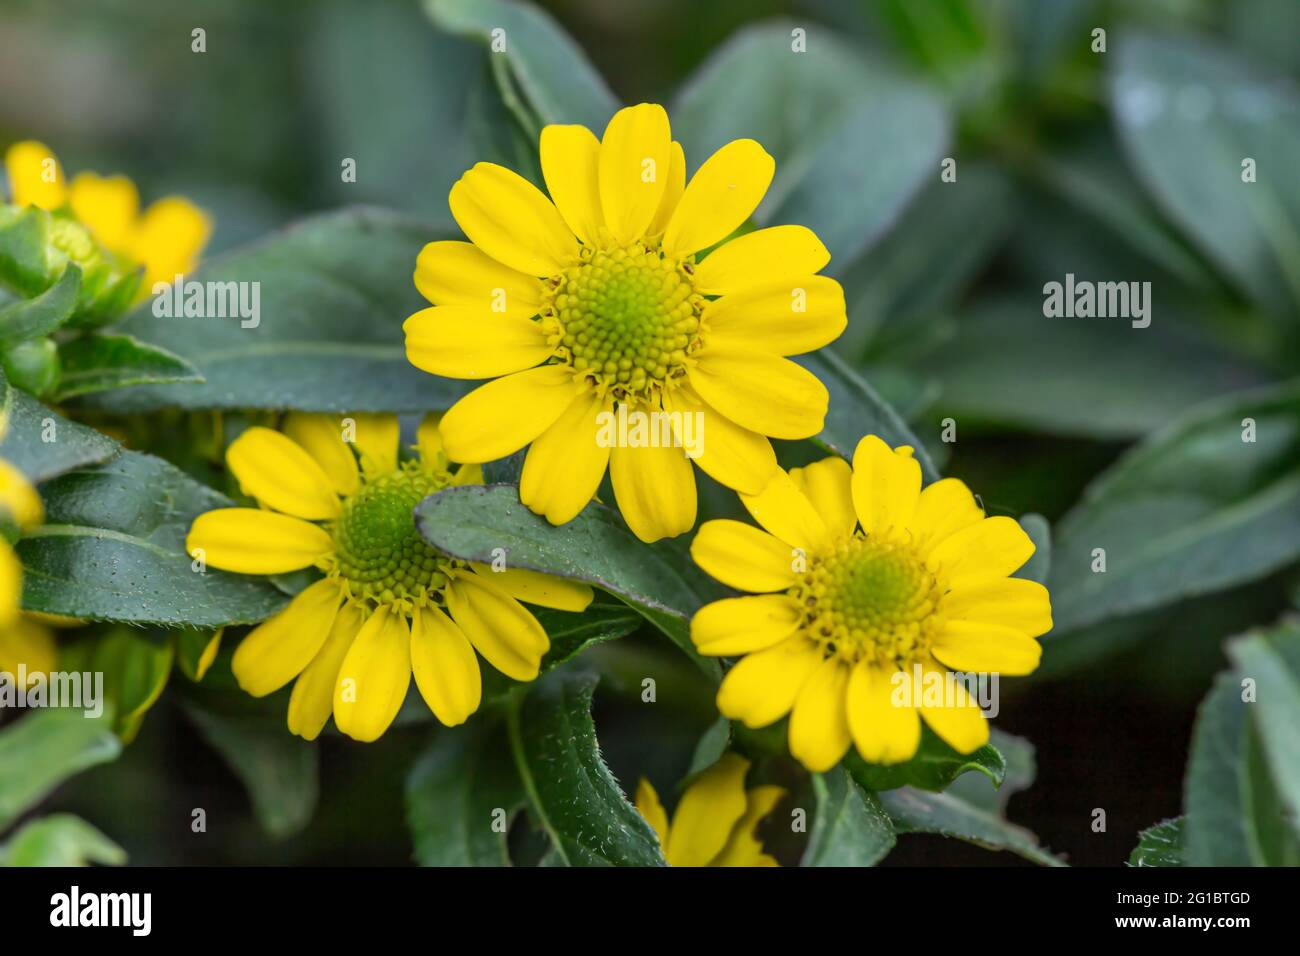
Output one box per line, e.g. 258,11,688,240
879,786,1063,866
801,766,896,866
1015,513,1052,586
424,0,618,132
847,727,1006,793
0,263,80,347
175,628,222,682
534,604,643,673
798,349,939,481
1226,620,1300,835
0,367,117,482
1047,381,1300,637
181,699,319,839
416,484,720,679
1,814,126,867
1113,34,1300,321
53,333,202,401
672,21,949,269
0,708,121,832
508,670,666,866
406,719,524,866
918,298,1268,440
18,449,288,627
685,717,731,780
62,628,173,742
82,208,466,415
1128,817,1186,867
1183,671,1300,865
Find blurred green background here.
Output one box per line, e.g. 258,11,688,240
2,0,1298,865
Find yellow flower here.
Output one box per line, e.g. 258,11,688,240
689,437,1053,772
185,413,594,742
635,753,785,867
404,103,846,543
0,407,44,633
4,140,211,291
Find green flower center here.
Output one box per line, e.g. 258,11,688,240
47,216,105,271
547,244,701,402
795,535,944,668
332,465,450,610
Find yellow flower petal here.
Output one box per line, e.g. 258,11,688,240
439,364,581,464
226,426,341,520
689,348,827,439
518,392,611,525
413,240,541,318
449,162,578,276
0,541,20,627
410,605,482,727
944,577,1053,639
917,658,989,753
540,124,604,245
850,435,921,540
664,385,777,496
283,412,361,497
404,306,553,379
693,225,830,295
231,579,342,697
690,519,798,592
417,413,446,472
664,753,750,868
646,141,685,237
691,595,801,656
932,621,1042,676
702,275,845,356
609,441,696,543
0,459,44,529
635,777,671,850
333,606,412,743
739,470,831,552
788,657,852,772
0,616,56,679
910,476,985,555
350,413,400,479
927,516,1035,590
663,139,774,258
789,456,855,541
287,601,365,741
847,661,922,764
710,784,785,867
68,172,139,252
716,635,822,728
467,564,594,612
598,103,671,246
187,508,333,575
131,196,211,286
445,573,549,681
4,141,66,210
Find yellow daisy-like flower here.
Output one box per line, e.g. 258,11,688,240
185,413,594,742
634,753,785,867
4,140,211,292
689,436,1053,772
404,103,846,543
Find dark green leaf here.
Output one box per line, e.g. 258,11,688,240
1,814,126,867
0,264,80,347
0,708,121,832
801,766,896,866
1128,817,1186,867
54,333,202,401
879,786,1063,866
1048,381,1300,636
1015,513,1051,585
61,628,173,742
406,719,524,866
416,484,719,678
19,449,288,626
82,208,467,414
0,368,118,482
508,670,666,866
847,727,1005,793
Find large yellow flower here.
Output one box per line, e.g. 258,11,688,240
4,140,211,291
635,753,785,867
404,103,846,543
689,437,1053,772
185,413,594,742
